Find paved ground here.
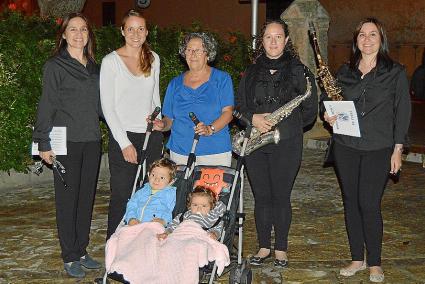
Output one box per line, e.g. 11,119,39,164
1,148,424,284
409,101,425,152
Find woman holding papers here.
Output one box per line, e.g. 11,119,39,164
32,13,102,278
100,10,163,240
322,18,411,283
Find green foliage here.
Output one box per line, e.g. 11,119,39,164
0,11,57,172
0,11,251,172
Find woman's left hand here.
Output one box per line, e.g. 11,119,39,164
194,122,213,136
390,148,402,174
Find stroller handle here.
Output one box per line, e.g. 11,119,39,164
189,112,201,140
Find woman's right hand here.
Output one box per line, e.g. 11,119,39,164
122,144,138,164
152,118,166,131
39,150,54,164
252,113,273,133
324,112,338,127
152,117,172,132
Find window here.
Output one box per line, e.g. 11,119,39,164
266,0,293,20
102,2,115,26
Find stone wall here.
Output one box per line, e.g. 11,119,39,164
0,154,110,190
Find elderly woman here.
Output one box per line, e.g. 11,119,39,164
153,32,234,166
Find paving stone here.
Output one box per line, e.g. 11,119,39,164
0,148,424,283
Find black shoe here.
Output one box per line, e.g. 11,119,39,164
249,253,271,266
274,258,289,268
64,261,85,278
80,254,101,269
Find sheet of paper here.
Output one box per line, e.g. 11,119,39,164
32,127,67,155
324,101,361,137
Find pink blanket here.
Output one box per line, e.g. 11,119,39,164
105,220,230,284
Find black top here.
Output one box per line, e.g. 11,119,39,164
236,53,318,140
321,62,411,151
33,48,101,151
410,64,425,100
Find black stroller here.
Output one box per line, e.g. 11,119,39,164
99,111,253,284
170,112,253,284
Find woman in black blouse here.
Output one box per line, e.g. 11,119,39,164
33,13,102,278
236,20,317,267
322,18,411,283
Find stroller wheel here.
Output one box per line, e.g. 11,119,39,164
229,267,252,284
240,268,252,284
229,259,252,284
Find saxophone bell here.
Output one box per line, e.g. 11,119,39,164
232,77,311,156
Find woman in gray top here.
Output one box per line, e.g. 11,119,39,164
32,13,102,279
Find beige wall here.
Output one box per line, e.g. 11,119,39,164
81,0,425,76
319,0,425,44
319,0,425,75
82,0,266,37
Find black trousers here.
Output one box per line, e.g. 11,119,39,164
106,131,163,239
334,142,392,266
54,141,101,263
245,135,302,251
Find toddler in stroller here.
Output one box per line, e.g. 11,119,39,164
124,158,177,227
104,166,230,284
157,185,226,241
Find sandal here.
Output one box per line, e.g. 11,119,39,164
274,258,289,268
339,262,366,276
249,253,271,266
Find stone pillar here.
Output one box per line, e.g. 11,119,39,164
281,0,330,139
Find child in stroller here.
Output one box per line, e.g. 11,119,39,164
123,158,177,227
104,167,230,284
157,185,226,241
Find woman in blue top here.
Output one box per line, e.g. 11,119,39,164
153,32,234,167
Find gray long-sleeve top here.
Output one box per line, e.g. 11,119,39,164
33,48,101,151
167,201,226,237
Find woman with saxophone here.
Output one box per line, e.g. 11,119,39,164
322,18,411,282
235,20,317,267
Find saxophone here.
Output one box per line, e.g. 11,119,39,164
232,78,312,155
308,22,343,101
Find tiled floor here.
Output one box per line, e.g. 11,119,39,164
1,148,424,283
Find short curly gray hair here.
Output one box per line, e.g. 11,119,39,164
178,32,217,63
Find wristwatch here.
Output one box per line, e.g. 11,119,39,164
394,145,404,153
209,125,216,134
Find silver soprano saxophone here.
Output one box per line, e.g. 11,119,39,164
232,78,312,155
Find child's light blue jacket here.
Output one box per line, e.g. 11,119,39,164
124,183,176,224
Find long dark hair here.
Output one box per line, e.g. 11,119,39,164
121,9,154,77
53,13,96,62
349,17,393,70
252,19,299,62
